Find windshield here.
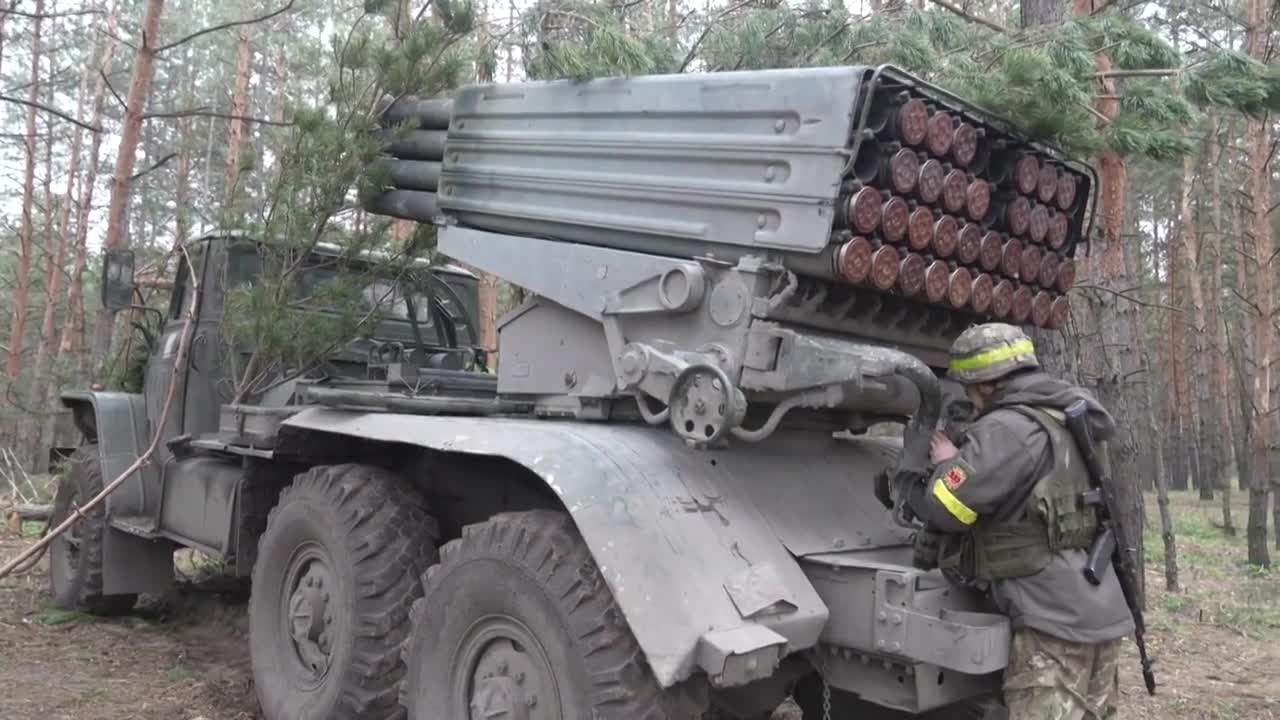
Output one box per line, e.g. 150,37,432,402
225,243,477,347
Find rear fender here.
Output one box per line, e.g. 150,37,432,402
279,407,912,689
59,390,173,596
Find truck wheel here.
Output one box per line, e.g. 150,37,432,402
250,464,437,720
401,509,706,719
48,445,137,615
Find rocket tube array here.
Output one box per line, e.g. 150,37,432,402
831,89,1083,329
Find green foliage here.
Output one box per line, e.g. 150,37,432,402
1184,51,1280,118
220,3,475,402
522,0,681,80
515,0,1280,164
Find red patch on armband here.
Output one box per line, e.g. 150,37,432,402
943,467,967,490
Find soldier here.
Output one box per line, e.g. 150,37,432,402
906,323,1135,720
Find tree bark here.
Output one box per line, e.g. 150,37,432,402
175,50,195,246
1205,116,1236,534
1066,0,1145,603
272,38,288,125
1243,0,1274,568
1145,346,1180,592
5,0,43,382
89,0,167,377
1021,0,1066,26
224,4,253,204
1168,212,1192,492
1174,127,1213,500
62,0,122,378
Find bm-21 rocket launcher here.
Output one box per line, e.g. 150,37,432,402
366,64,1094,446
361,65,1098,713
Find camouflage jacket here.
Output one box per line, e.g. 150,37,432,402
908,371,1135,644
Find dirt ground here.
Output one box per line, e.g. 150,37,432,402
0,491,1276,720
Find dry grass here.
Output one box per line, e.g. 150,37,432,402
1122,490,1280,720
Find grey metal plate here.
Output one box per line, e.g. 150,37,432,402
281,409,912,686
441,67,869,256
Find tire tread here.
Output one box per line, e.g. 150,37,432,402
403,509,705,719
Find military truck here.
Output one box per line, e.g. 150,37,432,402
51,64,1095,719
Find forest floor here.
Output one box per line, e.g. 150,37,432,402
0,490,1276,720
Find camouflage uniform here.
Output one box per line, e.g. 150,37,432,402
1005,628,1122,719
906,324,1133,720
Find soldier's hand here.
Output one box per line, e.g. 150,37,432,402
930,431,959,464
912,529,942,570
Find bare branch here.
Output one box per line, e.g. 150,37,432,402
925,0,1010,33
1092,68,1181,79
0,6,103,19
1073,283,1185,313
142,107,295,126
154,0,297,55
0,95,101,133
101,69,126,112
128,152,178,182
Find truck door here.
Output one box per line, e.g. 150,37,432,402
142,242,208,465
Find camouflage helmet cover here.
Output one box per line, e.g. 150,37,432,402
947,322,1039,384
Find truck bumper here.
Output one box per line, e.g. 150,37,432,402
800,548,1009,713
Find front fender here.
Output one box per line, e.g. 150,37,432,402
60,390,157,519
59,390,173,597
280,408,911,688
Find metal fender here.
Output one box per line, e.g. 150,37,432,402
60,390,159,519
280,407,912,688
59,390,173,596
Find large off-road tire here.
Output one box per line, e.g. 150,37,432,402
401,509,707,720
48,445,137,615
249,463,438,720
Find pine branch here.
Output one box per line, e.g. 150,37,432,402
925,0,1009,34
154,0,297,56
0,95,101,133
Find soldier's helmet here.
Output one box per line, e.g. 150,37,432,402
947,323,1039,384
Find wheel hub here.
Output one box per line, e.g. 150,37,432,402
287,559,334,680
463,622,557,720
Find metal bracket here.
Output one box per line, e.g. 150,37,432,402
696,625,788,688
873,569,1009,675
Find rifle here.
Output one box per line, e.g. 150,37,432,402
1063,399,1157,696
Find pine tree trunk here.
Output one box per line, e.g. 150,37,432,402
1205,117,1236,534
1069,3,1145,598
472,20,501,362
1243,0,1274,568
1174,134,1213,500
90,0,167,377
225,7,253,204
1168,230,1191,492
272,40,288,125
1021,0,1066,26
5,0,42,384
175,53,195,246
1145,347,1179,592
63,0,122,382
30,30,95,467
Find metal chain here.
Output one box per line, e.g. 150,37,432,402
822,676,832,720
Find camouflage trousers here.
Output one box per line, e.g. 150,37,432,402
1002,628,1122,720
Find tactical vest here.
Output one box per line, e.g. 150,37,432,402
941,405,1098,584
